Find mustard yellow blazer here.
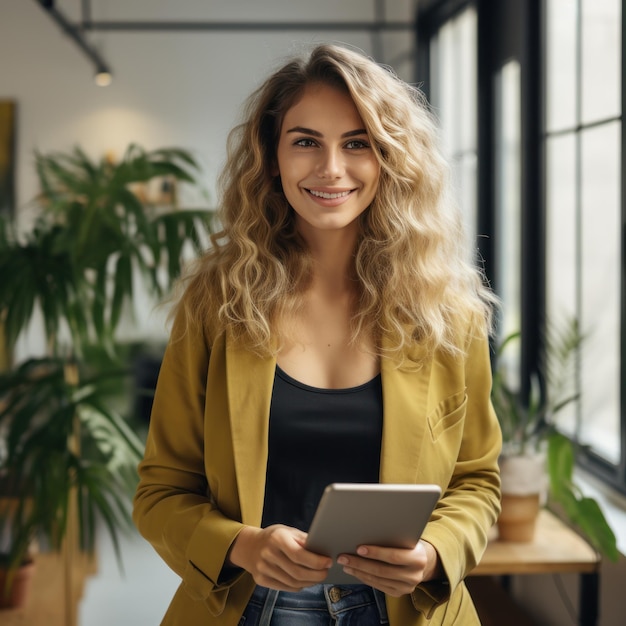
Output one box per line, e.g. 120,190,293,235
133,313,501,626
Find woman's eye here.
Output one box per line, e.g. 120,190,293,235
345,139,370,150
294,138,317,147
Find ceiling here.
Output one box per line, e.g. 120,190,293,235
35,0,420,78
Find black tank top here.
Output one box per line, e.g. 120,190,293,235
261,365,383,531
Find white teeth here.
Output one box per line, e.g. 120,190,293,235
308,189,351,199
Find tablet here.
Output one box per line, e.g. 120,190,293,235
305,483,441,584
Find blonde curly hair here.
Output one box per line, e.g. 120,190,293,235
176,43,495,363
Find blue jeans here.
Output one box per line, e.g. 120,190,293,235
239,583,389,625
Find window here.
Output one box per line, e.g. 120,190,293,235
544,0,624,486
494,60,522,358
428,5,478,245
420,0,625,491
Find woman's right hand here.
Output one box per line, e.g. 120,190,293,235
227,525,332,591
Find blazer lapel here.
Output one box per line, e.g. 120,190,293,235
380,345,432,484
225,332,276,526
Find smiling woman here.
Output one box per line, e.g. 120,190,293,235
133,43,502,626
276,83,380,241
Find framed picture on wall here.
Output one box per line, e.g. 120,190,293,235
0,100,16,216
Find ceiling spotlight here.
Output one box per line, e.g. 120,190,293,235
94,70,113,87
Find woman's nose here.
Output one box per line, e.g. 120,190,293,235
316,148,345,179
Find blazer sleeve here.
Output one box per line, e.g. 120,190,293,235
132,310,244,614
414,331,502,617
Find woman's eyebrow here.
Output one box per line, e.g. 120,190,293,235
285,126,368,138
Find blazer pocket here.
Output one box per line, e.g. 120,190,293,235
427,390,468,441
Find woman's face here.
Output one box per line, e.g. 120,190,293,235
275,83,380,241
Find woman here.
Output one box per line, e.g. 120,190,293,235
133,43,501,625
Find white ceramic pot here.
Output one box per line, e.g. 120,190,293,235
499,452,547,497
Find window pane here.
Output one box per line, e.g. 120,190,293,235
581,0,621,124
545,135,578,321
451,153,478,244
430,7,478,246
458,7,477,153
495,60,522,351
545,0,578,132
433,8,477,153
580,122,621,463
435,18,459,158
545,134,578,434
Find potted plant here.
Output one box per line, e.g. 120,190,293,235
0,144,213,606
491,329,553,543
1,144,212,352
491,319,618,561
0,357,142,607
0,475,36,610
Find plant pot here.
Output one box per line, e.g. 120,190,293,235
0,559,35,610
498,493,541,541
497,453,546,542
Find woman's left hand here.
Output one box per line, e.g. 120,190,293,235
336,539,443,597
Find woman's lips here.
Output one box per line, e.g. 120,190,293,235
305,188,356,207
307,188,353,200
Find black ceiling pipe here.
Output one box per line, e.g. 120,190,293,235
33,0,112,79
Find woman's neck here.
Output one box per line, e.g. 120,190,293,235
298,224,359,295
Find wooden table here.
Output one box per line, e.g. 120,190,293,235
470,509,601,626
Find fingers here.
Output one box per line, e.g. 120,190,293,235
353,544,428,568
240,525,332,591
339,563,417,597
336,543,430,597
266,526,332,572
254,545,330,589
254,558,329,591
337,555,418,597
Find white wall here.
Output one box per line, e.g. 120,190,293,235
0,0,417,352
2,0,417,212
